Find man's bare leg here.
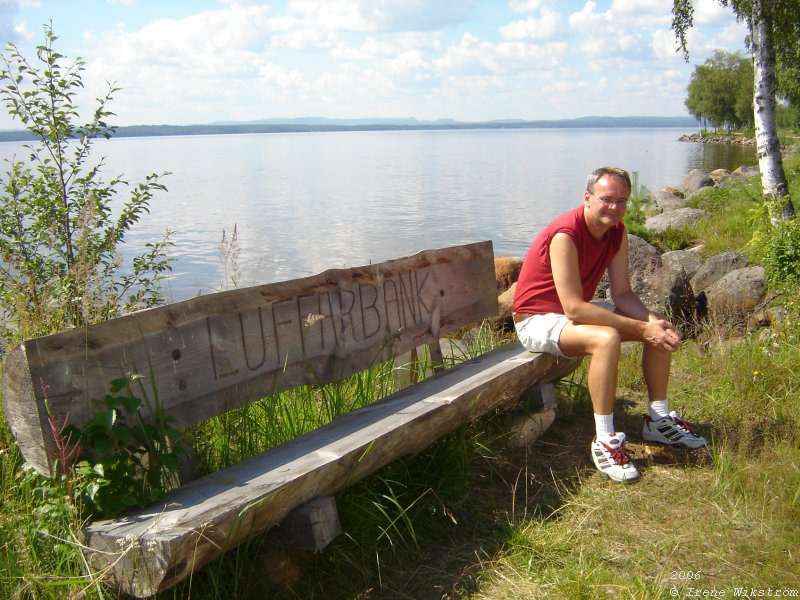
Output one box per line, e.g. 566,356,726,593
560,322,640,482
559,323,621,416
642,344,671,402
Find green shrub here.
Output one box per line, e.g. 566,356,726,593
62,375,190,517
0,25,172,345
747,202,800,294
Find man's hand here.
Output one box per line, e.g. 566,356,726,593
643,316,681,352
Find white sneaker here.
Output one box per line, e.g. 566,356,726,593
591,433,640,483
642,411,708,449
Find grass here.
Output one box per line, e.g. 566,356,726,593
470,337,800,599
1,154,800,599
627,171,766,256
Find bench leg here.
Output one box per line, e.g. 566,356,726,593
506,383,558,448
269,496,342,551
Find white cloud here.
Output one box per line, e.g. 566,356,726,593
508,0,549,13
499,7,561,42
610,0,665,15
0,0,36,44
651,28,683,61
693,0,736,25
435,32,499,75
362,0,476,31
706,21,749,51
568,1,603,31
494,40,566,69
279,0,473,34
568,3,648,60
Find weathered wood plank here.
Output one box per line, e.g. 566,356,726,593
82,345,581,597
3,242,497,474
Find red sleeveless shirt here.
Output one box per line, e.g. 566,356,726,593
513,205,625,315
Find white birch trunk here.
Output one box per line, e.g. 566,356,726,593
751,0,795,221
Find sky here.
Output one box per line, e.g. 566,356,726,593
0,0,749,128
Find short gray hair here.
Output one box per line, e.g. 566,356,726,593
586,167,631,194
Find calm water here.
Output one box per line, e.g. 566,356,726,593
0,128,756,301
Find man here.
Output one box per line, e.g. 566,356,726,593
512,167,707,483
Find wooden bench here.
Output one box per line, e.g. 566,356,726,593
2,241,581,597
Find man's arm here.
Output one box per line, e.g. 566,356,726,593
550,232,680,351
605,233,656,321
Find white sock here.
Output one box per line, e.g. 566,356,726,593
649,400,670,420
594,413,615,438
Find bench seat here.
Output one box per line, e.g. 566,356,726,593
83,343,580,597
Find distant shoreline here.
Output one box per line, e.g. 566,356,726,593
0,115,697,143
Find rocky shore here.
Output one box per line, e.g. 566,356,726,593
495,164,780,336
678,133,755,145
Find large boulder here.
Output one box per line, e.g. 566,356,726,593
677,169,714,195
690,251,748,294
604,235,695,331
637,263,697,333
716,165,760,188
495,256,523,294
705,266,767,316
627,241,697,333
497,282,516,323
733,165,759,178
628,234,662,283
650,188,686,213
595,234,660,300
661,249,703,281
709,168,731,183
645,208,708,233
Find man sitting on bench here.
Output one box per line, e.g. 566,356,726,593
512,166,707,483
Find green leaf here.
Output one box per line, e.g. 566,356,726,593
118,395,142,414
92,408,116,431
92,437,113,456
109,377,129,393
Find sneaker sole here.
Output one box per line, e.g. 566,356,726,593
597,470,641,484
592,456,641,483
641,434,708,450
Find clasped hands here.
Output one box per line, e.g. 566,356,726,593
643,314,681,352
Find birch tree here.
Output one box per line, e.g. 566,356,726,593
672,0,797,220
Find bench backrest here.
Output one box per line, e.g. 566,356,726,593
3,241,498,475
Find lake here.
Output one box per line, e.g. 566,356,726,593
0,128,756,301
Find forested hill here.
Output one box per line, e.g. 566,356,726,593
0,115,697,142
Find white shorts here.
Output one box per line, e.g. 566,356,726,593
514,313,570,357
514,301,616,357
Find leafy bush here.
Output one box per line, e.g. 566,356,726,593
62,376,190,517
748,202,800,294
0,25,172,345
33,374,190,519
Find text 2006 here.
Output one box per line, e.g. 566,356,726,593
670,571,701,580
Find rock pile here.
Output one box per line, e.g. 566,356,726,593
678,133,755,146
495,165,771,335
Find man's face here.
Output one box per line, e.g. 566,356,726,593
583,175,630,233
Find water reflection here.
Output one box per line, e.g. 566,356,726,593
0,129,756,301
